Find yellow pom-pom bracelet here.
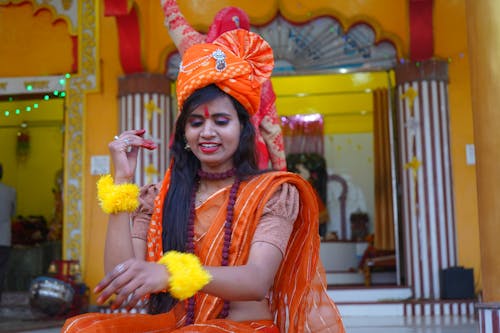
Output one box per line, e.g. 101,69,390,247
158,251,213,300
96,174,140,214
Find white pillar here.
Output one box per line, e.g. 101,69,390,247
118,73,173,185
395,60,456,300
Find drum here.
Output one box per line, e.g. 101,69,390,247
29,276,75,316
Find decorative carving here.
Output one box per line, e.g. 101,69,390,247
63,0,98,262
24,80,49,90
62,0,72,10
0,76,65,95
167,15,397,78
0,0,78,35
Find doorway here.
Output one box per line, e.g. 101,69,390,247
272,71,400,287
164,13,403,288
0,96,64,291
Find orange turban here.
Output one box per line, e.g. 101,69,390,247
176,29,274,116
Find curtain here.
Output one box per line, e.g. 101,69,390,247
373,88,395,250
282,114,328,236
281,114,324,155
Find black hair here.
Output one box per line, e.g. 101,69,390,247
149,84,262,313
0,163,3,180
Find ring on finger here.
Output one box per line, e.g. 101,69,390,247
115,263,126,274
114,135,120,140
124,138,132,152
120,137,132,152
121,290,136,308
127,291,135,304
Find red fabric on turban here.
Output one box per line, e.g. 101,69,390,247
206,7,251,43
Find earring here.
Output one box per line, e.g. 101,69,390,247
184,143,191,151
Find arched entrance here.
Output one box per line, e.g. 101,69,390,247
166,14,403,288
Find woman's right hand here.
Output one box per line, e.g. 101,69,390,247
109,129,157,183
95,258,169,310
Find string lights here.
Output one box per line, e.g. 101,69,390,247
2,73,70,117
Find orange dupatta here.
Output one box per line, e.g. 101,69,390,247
146,171,345,332
62,171,345,332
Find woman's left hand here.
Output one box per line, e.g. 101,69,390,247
94,258,169,309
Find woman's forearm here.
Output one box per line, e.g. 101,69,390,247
201,242,283,301
203,264,273,301
103,212,135,274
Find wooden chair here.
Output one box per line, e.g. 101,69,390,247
358,244,396,286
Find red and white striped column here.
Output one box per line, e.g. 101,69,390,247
478,304,500,333
395,60,456,300
118,73,174,186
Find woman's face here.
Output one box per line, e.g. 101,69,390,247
184,95,241,172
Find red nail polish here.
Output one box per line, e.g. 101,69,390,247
142,143,157,150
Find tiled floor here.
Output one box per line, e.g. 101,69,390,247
1,293,478,333
0,314,64,332
1,316,479,333
343,316,478,333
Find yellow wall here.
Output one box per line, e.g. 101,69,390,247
0,0,481,300
0,2,73,76
433,0,480,287
466,0,500,302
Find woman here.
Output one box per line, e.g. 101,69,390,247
62,29,344,332
161,0,287,171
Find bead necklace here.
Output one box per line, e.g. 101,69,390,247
185,168,240,325
198,168,236,180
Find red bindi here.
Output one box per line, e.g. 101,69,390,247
203,105,210,118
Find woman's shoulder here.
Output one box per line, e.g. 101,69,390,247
249,170,309,186
241,171,304,201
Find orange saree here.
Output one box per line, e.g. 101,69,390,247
63,171,345,332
